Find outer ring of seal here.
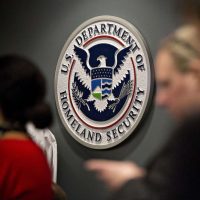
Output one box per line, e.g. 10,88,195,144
54,15,155,149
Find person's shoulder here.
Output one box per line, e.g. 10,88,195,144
0,139,43,156
0,138,32,147
170,112,200,159
177,112,200,139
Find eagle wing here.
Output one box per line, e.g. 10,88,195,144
112,45,132,89
74,45,91,90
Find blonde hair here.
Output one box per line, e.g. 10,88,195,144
160,24,200,72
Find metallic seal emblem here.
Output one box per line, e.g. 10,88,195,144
55,16,154,149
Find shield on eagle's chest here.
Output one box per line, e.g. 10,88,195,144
91,67,113,100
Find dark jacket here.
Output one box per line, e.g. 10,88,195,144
111,114,200,200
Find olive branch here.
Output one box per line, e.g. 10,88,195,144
109,80,133,112
71,82,90,111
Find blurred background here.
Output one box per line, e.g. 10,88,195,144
0,0,181,199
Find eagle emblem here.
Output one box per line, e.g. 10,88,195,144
73,43,133,114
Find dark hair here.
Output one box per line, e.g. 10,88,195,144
0,55,52,129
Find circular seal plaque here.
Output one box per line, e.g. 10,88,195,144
55,16,154,149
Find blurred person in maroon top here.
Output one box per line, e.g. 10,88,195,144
85,24,200,200
0,55,53,200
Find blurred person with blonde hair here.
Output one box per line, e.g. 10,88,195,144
85,24,200,200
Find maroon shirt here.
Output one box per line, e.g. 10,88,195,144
0,139,52,200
